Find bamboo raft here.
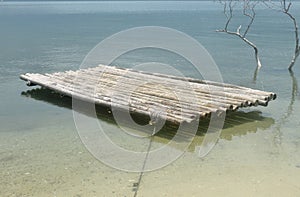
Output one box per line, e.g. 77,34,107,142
20,65,276,124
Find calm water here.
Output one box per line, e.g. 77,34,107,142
0,1,300,196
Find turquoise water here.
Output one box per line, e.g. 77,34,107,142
0,1,300,196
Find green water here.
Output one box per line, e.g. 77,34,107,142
0,1,300,196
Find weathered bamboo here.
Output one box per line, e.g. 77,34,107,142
44,73,216,115
89,66,271,104
108,65,276,100
22,69,268,111
59,69,249,109
21,70,264,112
20,74,193,123
48,70,229,110
20,64,276,124
22,73,204,122
49,72,234,112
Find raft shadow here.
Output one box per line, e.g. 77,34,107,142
21,87,275,150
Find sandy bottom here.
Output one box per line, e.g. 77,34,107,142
1,105,300,197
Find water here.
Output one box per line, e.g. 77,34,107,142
0,1,300,196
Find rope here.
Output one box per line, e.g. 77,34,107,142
133,129,155,197
133,109,161,197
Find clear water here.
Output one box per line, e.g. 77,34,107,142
0,1,300,196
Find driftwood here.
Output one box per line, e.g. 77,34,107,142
20,64,276,124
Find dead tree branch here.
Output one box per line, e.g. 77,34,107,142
264,0,300,71
217,0,262,74
283,0,300,71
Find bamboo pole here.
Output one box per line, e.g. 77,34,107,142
59,69,250,109
20,64,276,124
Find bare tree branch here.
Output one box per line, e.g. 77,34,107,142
217,0,262,80
243,1,257,37
265,0,300,70
282,0,300,71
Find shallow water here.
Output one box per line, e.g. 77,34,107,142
0,1,300,196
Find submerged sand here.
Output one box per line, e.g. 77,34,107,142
1,104,300,197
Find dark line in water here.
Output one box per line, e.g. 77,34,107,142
133,128,155,197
